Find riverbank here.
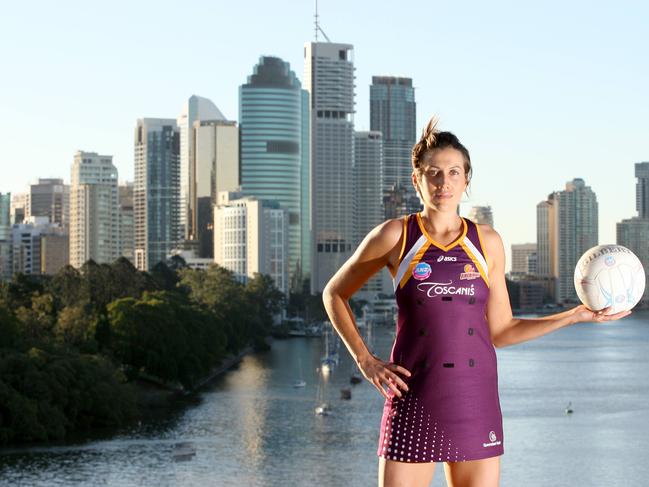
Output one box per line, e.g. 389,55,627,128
134,337,271,410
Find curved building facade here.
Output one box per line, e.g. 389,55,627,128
239,56,310,292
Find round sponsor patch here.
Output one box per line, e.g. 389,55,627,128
413,262,432,280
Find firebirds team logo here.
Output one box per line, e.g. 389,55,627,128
460,263,481,281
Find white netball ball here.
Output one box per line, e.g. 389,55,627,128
574,245,645,314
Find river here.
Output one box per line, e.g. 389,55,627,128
1,310,649,486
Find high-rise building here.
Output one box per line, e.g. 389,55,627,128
467,206,494,227
0,193,11,280
615,161,649,307
354,131,389,298
12,217,48,275
527,252,538,276
616,217,649,307
177,95,227,241
69,151,119,268
536,196,558,302
354,131,384,245
192,119,239,258
548,178,598,303
40,232,69,275
11,216,64,275
304,42,355,293
214,191,289,295
536,196,557,279
10,193,26,225
118,182,134,263
134,118,181,271
511,243,537,276
26,178,69,228
635,162,649,219
240,56,310,292
370,76,418,219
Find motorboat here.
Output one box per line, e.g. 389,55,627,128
172,442,196,461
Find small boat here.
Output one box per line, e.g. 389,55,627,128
294,355,306,387
315,403,332,415
565,402,574,414
320,362,332,376
172,442,196,461
320,327,340,372
340,388,352,400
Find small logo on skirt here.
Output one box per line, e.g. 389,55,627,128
412,262,432,280
483,430,502,448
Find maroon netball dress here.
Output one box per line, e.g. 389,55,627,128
377,213,504,463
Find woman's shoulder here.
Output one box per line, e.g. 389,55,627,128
377,215,408,239
471,221,504,269
364,216,409,250
472,221,501,243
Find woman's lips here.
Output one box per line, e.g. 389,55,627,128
434,193,452,199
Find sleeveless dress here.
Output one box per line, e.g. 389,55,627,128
377,213,504,463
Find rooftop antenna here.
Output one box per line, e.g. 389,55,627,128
314,0,331,42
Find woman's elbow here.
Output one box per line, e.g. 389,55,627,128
491,332,506,349
322,284,341,303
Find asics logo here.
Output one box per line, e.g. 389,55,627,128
437,255,457,262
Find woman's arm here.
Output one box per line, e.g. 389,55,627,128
322,218,411,399
480,224,631,349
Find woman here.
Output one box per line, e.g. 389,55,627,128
322,117,631,487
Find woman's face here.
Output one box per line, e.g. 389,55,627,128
412,147,468,212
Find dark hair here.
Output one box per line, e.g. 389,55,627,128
412,117,472,189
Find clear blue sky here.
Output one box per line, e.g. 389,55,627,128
1,0,648,270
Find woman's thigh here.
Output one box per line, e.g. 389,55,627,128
443,455,501,487
378,457,436,487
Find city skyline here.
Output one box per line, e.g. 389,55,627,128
1,1,647,272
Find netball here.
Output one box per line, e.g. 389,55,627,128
574,244,646,314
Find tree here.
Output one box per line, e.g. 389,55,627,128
166,254,187,271
0,301,24,349
48,265,86,309
245,273,285,333
179,265,248,353
108,257,148,301
14,293,56,347
149,262,180,291
53,304,96,351
0,348,137,445
80,260,114,313
4,273,45,310
107,291,226,389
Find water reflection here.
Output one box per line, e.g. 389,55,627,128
1,312,648,486
226,355,270,471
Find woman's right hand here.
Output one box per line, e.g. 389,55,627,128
357,354,411,400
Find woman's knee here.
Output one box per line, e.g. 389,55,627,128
378,457,436,487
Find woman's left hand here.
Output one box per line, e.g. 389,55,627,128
571,304,632,324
